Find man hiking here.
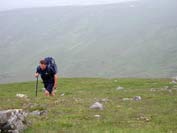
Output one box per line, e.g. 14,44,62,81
35,57,58,96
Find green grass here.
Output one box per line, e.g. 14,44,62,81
0,78,177,133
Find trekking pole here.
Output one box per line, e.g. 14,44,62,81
35,76,39,97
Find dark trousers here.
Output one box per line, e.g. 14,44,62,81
44,82,54,94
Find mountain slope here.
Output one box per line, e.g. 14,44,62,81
0,0,177,83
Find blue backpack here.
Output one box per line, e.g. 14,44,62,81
44,57,58,74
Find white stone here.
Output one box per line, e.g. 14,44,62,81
100,98,109,102
90,102,103,110
122,98,132,101
116,86,124,90
16,94,27,99
170,80,177,84
94,115,101,118
61,93,65,96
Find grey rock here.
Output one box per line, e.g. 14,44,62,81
0,109,27,133
150,88,156,92
169,80,177,84
116,86,124,91
90,102,103,110
133,96,142,101
29,110,47,116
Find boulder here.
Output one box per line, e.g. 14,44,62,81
0,109,27,133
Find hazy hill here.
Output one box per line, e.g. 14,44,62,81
0,0,177,83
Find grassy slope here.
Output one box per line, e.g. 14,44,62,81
0,78,177,133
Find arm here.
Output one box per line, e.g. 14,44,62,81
54,74,58,89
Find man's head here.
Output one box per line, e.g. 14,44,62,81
40,60,47,70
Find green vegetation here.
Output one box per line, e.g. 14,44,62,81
0,78,177,132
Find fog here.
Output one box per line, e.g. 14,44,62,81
0,0,138,11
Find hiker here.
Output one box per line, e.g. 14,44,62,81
35,57,58,96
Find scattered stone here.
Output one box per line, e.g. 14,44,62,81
0,109,28,133
60,93,65,97
169,80,177,84
90,102,103,110
116,86,124,91
29,110,47,116
16,94,27,99
137,115,151,122
100,98,109,103
133,96,142,101
122,98,133,101
94,115,101,118
160,86,172,92
150,88,156,92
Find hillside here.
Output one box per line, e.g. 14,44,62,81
0,0,177,83
0,78,177,132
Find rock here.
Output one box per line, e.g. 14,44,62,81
133,96,142,101
122,98,133,101
0,109,28,133
94,115,101,118
16,94,27,99
90,102,103,110
169,80,177,84
100,98,109,103
116,86,124,91
150,88,156,92
137,115,151,122
60,93,65,97
29,110,47,116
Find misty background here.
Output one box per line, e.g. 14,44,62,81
0,0,177,83
0,0,137,11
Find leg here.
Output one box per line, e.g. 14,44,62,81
45,90,50,96
51,89,55,96
44,83,50,96
46,83,55,96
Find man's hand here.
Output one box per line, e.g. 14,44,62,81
35,73,39,78
53,84,57,90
